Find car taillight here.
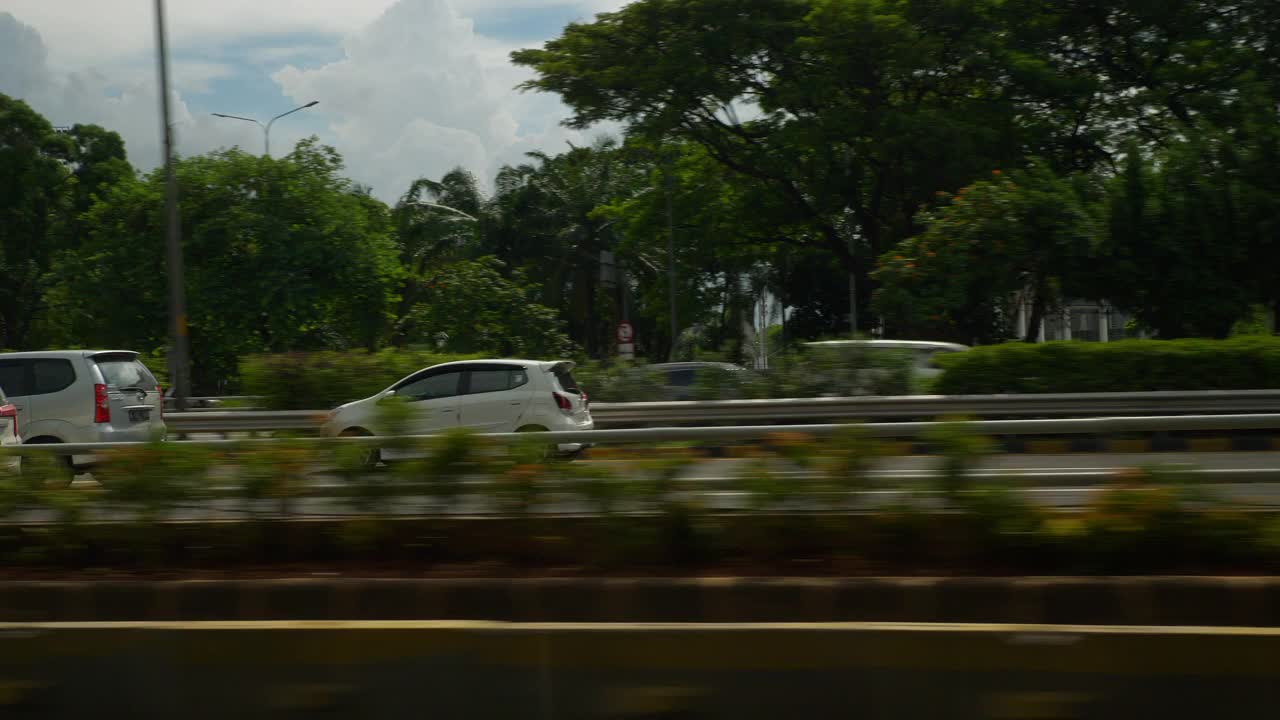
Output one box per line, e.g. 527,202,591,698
94,383,110,423
581,391,589,408
553,392,572,412
0,404,16,437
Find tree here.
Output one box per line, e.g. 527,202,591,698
514,0,1037,333
872,163,1097,343
1094,138,1261,338
0,95,72,347
44,139,401,391
404,256,575,358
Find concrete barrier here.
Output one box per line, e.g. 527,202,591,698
0,620,1277,718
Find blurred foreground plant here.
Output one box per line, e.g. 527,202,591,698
95,440,214,523
237,439,316,517
923,417,994,499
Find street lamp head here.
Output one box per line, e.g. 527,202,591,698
304,101,319,108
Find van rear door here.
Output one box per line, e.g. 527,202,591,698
90,352,163,436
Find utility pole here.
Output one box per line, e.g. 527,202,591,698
665,158,678,361
155,0,189,410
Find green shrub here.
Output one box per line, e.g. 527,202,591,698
935,337,1280,394
239,350,482,410
922,418,994,498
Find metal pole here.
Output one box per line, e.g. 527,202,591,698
848,237,859,339
155,0,189,411
665,159,677,361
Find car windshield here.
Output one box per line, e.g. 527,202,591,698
95,357,158,389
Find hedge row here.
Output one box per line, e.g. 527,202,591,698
239,350,481,410
935,337,1280,394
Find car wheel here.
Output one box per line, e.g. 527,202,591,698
340,428,380,470
18,442,76,486
515,425,559,461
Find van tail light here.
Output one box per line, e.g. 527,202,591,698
553,392,572,413
94,383,111,423
581,391,589,408
0,404,16,438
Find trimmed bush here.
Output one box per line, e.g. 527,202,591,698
934,337,1280,394
239,350,482,410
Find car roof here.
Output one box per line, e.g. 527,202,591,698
803,340,970,352
413,359,574,372
647,362,745,370
0,349,140,360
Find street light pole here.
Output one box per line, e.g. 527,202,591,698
154,0,189,411
212,101,318,157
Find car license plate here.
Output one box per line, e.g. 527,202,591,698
129,408,151,422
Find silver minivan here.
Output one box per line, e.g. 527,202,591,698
0,350,166,471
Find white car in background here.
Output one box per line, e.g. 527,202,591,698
0,350,166,474
804,340,969,380
321,359,593,463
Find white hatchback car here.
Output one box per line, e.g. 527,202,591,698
321,359,594,462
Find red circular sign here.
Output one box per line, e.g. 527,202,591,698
616,322,635,343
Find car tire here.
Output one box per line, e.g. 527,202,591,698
18,440,76,486
340,428,380,470
515,425,559,461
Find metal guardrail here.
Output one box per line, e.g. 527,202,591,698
159,389,1280,434
14,413,1280,456
589,389,1280,424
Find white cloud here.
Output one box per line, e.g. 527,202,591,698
1,12,263,167
272,0,623,198
2,1,630,200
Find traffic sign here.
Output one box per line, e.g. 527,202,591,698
616,321,635,344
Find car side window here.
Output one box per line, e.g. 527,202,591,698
32,359,76,395
467,368,516,395
395,371,462,402
667,369,696,387
0,361,28,397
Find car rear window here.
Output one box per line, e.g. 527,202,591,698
95,357,158,389
553,367,580,393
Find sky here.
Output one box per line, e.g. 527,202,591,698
0,0,628,201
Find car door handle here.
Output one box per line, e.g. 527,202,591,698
510,401,524,406
440,408,457,413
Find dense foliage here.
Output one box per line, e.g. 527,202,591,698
934,338,1280,394
3,0,1280,391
